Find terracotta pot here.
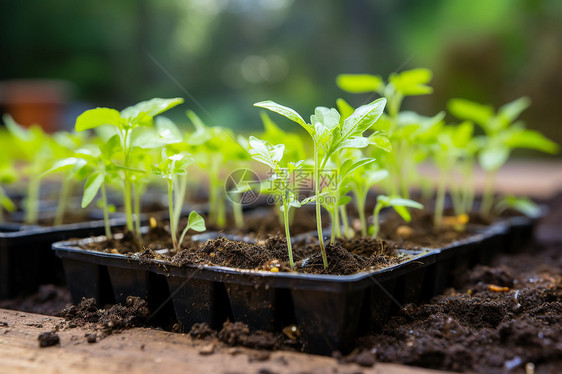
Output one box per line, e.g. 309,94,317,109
0,79,71,133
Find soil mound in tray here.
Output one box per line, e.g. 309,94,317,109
170,235,405,275
80,221,407,275
378,209,480,248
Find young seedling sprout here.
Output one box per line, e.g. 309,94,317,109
0,160,17,222
39,131,87,226
337,69,435,198
430,121,477,227
371,195,423,239
153,149,206,251
448,97,559,216
185,110,232,228
247,136,305,268
72,135,122,239
75,98,184,235
255,98,386,268
3,115,57,224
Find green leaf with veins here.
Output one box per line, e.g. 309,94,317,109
254,101,312,135
248,136,284,169
185,211,206,232
120,98,184,124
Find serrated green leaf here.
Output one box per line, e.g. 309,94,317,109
254,101,313,135
336,136,370,150
120,98,184,123
248,136,284,168
312,107,340,132
336,74,383,93
342,98,386,139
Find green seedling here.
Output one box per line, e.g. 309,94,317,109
330,99,392,239
3,115,56,224
0,160,17,222
346,153,390,236
495,196,542,219
247,136,306,268
72,136,122,238
371,195,423,239
222,137,253,229
153,149,205,250
430,121,479,227
448,97,559,216
39,131,87,225
257,112,309,226
337,68,434,197
185,110,234,228
255,98,386,268
321,153,376,242
75,98,184,234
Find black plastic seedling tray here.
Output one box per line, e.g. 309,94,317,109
51,211,543,355
52,238,435,354
0,218,126,299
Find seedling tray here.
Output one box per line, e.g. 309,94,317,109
51,212,542,355
0,218,126,299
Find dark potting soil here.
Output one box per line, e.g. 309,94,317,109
59,296,150,342
0,284,71,316
79,215,405,275
169,235,404,275
190,320,301,352
352,240,562,373
377,209,484,249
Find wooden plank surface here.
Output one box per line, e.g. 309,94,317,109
0,308,452,374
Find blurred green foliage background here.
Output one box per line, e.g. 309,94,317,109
1,0,561,147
